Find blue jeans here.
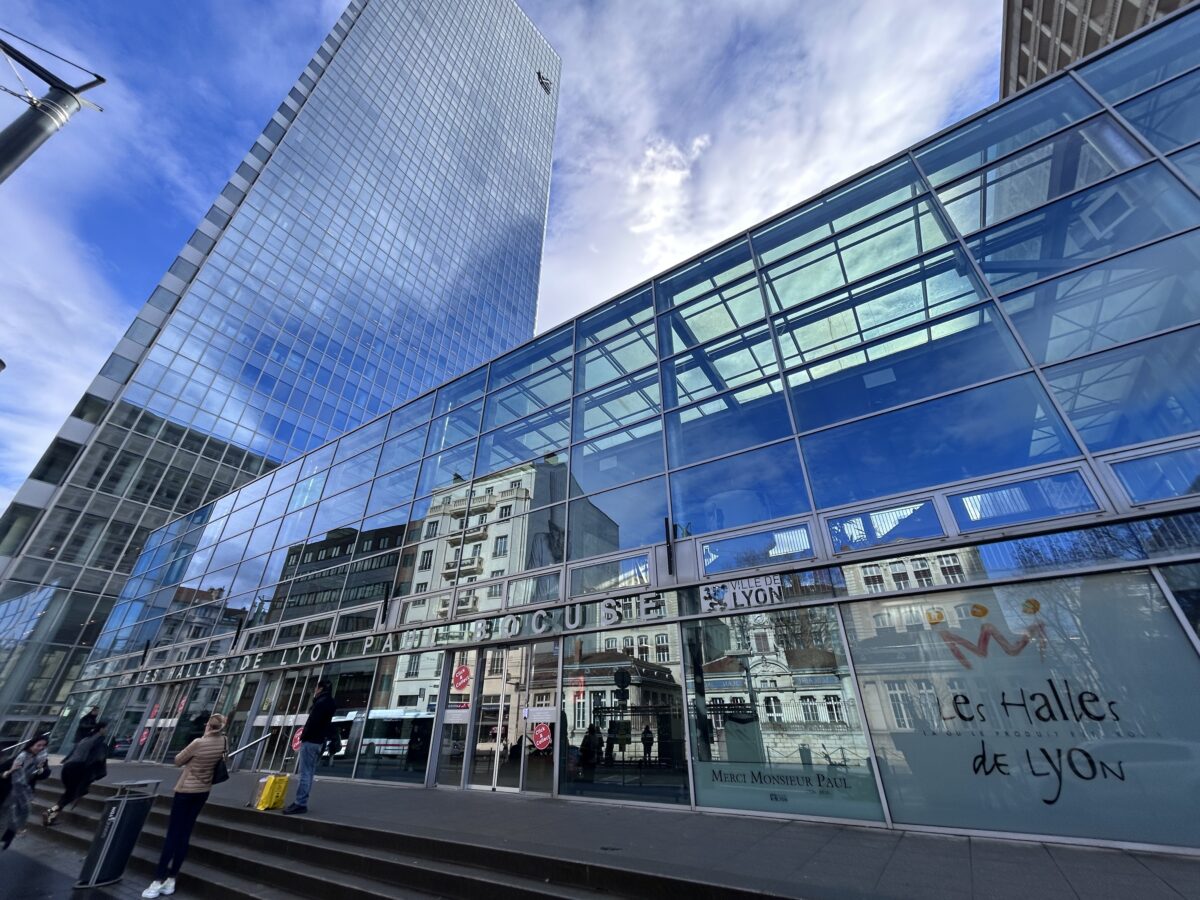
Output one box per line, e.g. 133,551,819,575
294,740,321,808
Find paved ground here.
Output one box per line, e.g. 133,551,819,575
48,761,1200,899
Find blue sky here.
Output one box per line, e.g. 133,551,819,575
0,0,1000,511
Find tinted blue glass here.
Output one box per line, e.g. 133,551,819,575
801,375,1080,508
1118,67,1200,152
573,369,661,441
333,417,388,463
435,368,487,416
1045,324,1200,452
655,240,755,310
1173,145,1200,188
482,364,571,430
948,471,1098,530
257,487,291,525
1001,231,1200,365
670,441,809,537
232,474,271,509
220,500,262,541
361,504,412,543
788,305,1026,433
658,276,766,356
387,395,434,438
966,165,1200,294
662,326,779,408
753,159,925,264
575,323,657,392
416,441,477,497
299,443,335,480
276,505,315,548
476,404,569,476
575,287,654,350
569,420,664,497
665,378,793,469
324,445,382,496
1114,446,1200,503
567,477,668,561
488,325,573,388
1079,8,1200,102
366,463,419,517
378,425,428,474
916,77,1099,186
701,524,814,575
425,399,483,454
827,500,943,552
287,471,326,512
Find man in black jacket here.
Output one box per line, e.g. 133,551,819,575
43,722,108,826
77,707,100,740
283,680,336,815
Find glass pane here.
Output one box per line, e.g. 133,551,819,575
684,606,884,821
843,570,1200,847
801,375,1079,508
568,477,668,561
753,159,926,264
378,424,428,474
1160,562,1200,642
761,198,951,313
670,441,810,537
483,363,571,431
475,405,569,477
436,649,475,787
425,400,483,454
787,305,1027,433
573,370,661,441
774,247,986,367
466,503,564,578
560,624,688,804
949,471,1098,530
827,500,943,552
1044,324,1200,452
353,651,442,784
665,378,793,469
1001,231,1200,365
321,659,376,778
1118,67,1200,152
570,420,664,497
1078,9,1200,102
575,322,657,392
435,368,487,416
1113,446,1200,503
416,441,477,496
507,572,560,607
323,445,381,496
333,417,387,463
569,554,650,596
488,324,573,388
1171,144,1200,188
916,77,1099,186
658,276,766,356
965,164,1200,294
701,524,814,575
575,287,653,350
387,394,433,438
937,116,1148,235
655,240,754,310
662,326,780,408
366,463,418,517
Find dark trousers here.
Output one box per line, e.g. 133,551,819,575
57,761,91,808
155,791,208,880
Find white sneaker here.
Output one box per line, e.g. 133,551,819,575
161,878,176,896
141,882,164,899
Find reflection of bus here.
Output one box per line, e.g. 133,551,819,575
329,710,362,759
358,708,435,760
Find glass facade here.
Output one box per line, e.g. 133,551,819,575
0,0,559,740
49,9,1200,852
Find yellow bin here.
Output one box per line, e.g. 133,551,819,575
252,774,290,811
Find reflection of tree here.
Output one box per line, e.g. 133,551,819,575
770,606,836,653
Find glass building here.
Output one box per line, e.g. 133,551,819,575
59,8,1200,852
0,0,559,743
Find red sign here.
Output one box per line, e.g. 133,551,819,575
291,727,304,751
451,665,471,691
149,704,160,719
531,723,552,751
138,728,150,746
177,697,188,714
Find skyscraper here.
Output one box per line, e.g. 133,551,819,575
0,0,559,742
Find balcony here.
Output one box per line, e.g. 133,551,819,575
445,523,488,545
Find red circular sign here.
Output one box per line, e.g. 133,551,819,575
138,728,150,746
451,665,471,691
531,722,552,751
291,727,304,751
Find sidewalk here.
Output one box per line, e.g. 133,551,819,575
102,760,1200,900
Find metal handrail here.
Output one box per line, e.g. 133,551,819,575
228,733,271,758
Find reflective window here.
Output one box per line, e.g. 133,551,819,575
916,77,1099,186
310,482,370,535
569,554,650,596
366,463,419,517
575,287,653,350
827,500,943,553
753,159,926,264
948,471,1097,530
573,370,661,441
761,198,951,313
570,420,664,497
324,445,381,496
334,417,387,463
476,405,569,477
1078,9,1200,102
662,326,779,408
1044,324,1200,452
670,441,810,537
507,572,560,607
774,247,986,368
425,400,483,455
378,424,429,475
471,457,565,513
701,524,814,575
287,471,326,512
387,395,434,438
1000,231,1200,365
843,571,1200,846
575,322,657,392
787,305,1027,433
1172,144,1200,188
435,368,487,416
568,477,668,561
665,378,793,469
658,276,766,356
1114,446,1200,503
483,364,571,431
684,606,883,821
802,375,1079,508
937,116,1148,235
655,240,755,311
416,441,477,497
488,324,572,388
966,164,1200,294
1160,562,1200,642
1118,67,1200,152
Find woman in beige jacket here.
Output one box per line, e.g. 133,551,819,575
141,713,227,899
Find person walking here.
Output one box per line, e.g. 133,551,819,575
140,714,228,899
77,706,101,739
283,679,336,815
641,724,654,764
43,721,109,826
1,735,50,850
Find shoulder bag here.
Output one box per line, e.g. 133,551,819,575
212,736,230,785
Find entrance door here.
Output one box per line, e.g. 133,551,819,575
139,680,193,762
253,667,321,772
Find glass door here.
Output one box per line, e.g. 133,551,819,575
139,680,192,762
256,667,321,772
434,649,477,787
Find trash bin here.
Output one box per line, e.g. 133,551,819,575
75,779,161,888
